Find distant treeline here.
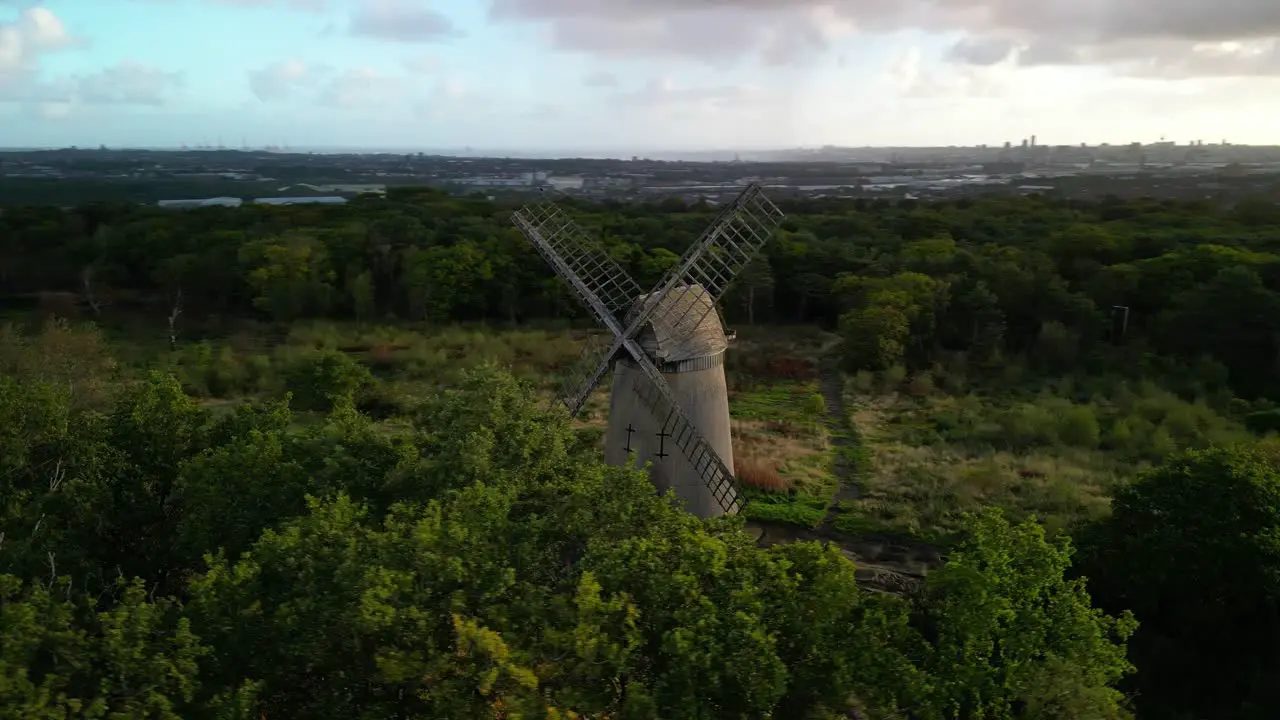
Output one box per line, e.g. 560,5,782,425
5,187,1280,398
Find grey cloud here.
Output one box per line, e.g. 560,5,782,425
947,36,1014,66
1017,41,1082,67
1107,39,1280,79
349,0,460,43
488,0,1280,77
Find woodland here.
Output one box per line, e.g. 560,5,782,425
2,187,1280,719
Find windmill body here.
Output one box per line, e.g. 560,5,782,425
511,184,784,519
604,285,735,518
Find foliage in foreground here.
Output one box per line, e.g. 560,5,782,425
0,366,1136,719
1077,446,1280,720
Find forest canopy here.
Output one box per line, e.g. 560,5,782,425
0,366,1140,719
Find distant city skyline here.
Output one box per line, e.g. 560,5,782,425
3,1,1280,150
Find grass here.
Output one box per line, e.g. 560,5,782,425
827,369,1257,544
728,380,838,528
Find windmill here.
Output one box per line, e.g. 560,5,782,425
512,184,785,518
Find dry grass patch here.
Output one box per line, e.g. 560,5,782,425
838,389,1127,542
736,457,791,493
731,417,832,497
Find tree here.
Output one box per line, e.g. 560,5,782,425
837,272,948,371
281,349,373,412
1076,447,1280,720
401,241,494,322
0,575,208,720
911,508,1137,720
238,232,336,321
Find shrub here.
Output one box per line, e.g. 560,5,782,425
882,364,908,391
851,371,876,395
905,372,935,398
803,393,827,421
1059,406,1101,449
282,349,373,412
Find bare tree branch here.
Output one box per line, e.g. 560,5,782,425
50,458,65,492
81,266,102,317
168,287,183,351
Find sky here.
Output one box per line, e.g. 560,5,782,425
2,0,1280,153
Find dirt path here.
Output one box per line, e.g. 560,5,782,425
816,339,862,528
741,337,940,594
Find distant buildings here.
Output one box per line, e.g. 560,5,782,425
156,195,350,209
253,196,348,206
280,183,386,196
157,197,242,209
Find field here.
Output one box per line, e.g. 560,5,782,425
7,315,1252,567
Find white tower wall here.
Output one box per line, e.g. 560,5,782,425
603,355,737,519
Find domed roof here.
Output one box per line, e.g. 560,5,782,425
626,284,727,364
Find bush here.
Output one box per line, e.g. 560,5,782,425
1059,406,1101,449
851,370,876,395
882,364,908,391
905,372,934,397
282,350,373,412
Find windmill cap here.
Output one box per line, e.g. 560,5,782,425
627,284,728,364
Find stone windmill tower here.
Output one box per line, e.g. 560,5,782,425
512,184,785,518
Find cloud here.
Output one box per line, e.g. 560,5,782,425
205,0,326,10
613,78,776,117
0,5,77,76
581,70,616,87
401,52,440,75
249,59,318,101
75,62,183,105
947,36,1015,66
488,0,1280,77
884,45,1012,99
251,59,427,111
4,60,183,109
1,8,176,112
349,0,460,43
316,67,404,108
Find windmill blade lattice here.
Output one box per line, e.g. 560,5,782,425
626,184,784,344
626,358,743,514
513,200,644,322
554,331,617,416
